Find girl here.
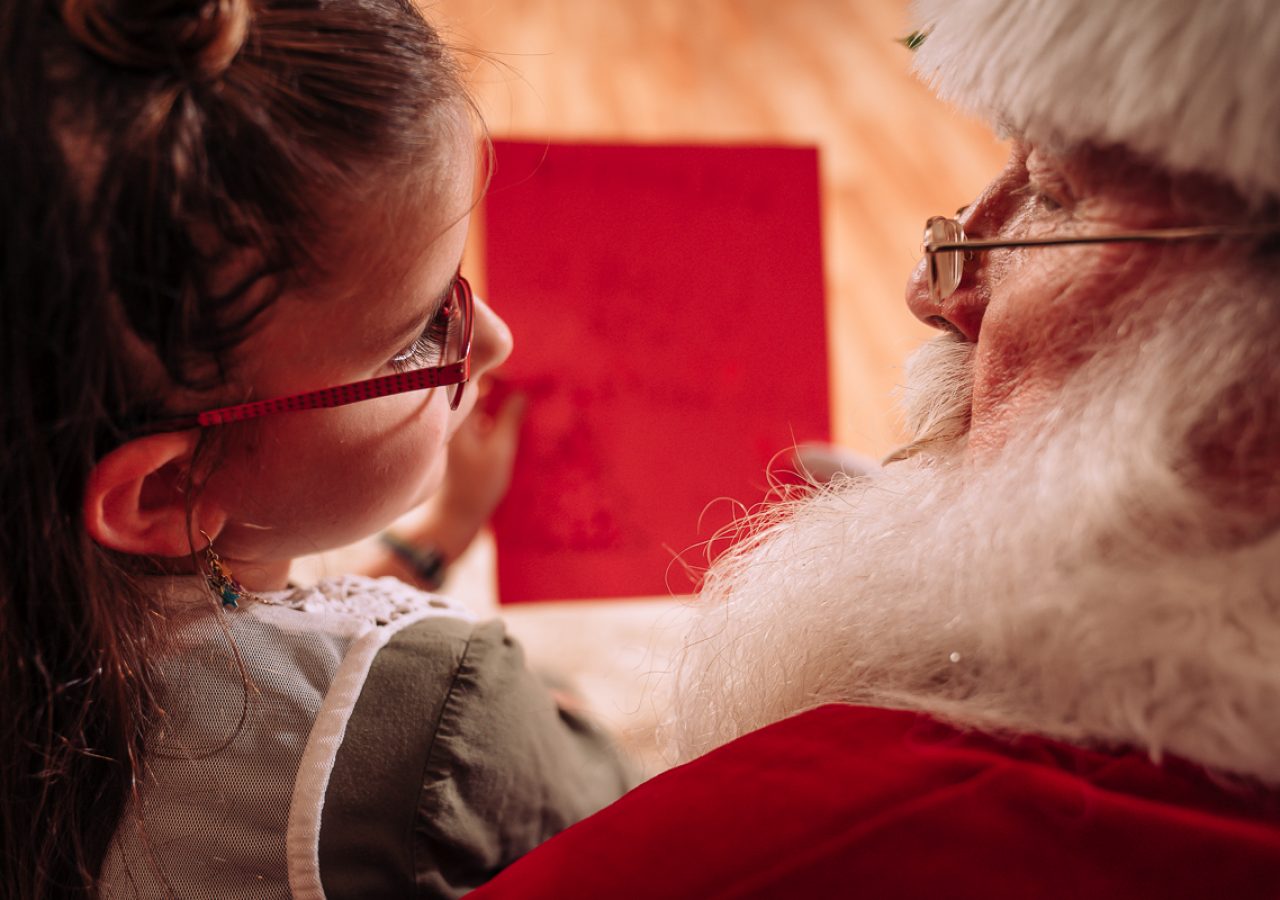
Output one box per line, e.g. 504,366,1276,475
0,1,628,897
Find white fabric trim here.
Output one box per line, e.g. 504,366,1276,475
911,0,1280,200
284,581,476,899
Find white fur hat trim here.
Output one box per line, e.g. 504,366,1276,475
911,0,1280,200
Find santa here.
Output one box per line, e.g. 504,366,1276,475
476,1,1280,896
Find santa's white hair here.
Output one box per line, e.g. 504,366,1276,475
670,245,1280,781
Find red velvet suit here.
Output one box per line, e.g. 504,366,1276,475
474,704,1280,899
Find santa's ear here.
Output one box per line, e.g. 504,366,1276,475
83,431,226,558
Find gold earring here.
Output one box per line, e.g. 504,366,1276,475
200,530,246,610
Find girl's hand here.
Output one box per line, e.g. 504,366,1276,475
366,378,525,589
412,379,527,563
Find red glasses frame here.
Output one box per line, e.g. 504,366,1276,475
148,276,474,433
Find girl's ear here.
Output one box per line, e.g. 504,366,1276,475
83,431,227,558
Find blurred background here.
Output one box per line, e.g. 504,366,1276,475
432,0,1006,458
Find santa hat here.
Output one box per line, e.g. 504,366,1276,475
910,0,1280,201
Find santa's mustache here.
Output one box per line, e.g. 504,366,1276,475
885,333,975,463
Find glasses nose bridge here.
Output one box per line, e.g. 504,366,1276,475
922,215,967,301
925,189,1018,301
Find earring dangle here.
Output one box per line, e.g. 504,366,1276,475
200,530,247,610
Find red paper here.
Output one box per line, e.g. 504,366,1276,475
484,141,828,602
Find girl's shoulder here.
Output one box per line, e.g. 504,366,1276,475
103,576,495,897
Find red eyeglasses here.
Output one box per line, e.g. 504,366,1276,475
147,275,474,433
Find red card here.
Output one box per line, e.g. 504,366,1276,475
484,141,828,602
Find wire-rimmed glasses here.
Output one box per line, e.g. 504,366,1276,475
923,216,1278,301
145,275,475,433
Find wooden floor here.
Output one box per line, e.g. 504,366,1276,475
431,0,1007,456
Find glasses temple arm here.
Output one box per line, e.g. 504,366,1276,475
926,225,1277,254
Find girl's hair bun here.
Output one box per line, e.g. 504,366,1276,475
61,0,251,80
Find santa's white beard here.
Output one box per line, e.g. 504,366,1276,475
890,330,975,460
670,274,1280,783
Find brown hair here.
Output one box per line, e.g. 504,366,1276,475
0,1,466,895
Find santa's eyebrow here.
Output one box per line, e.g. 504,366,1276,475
1025,148,1069,183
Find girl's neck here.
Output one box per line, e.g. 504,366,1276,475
146,552,295,593
220,556,294,592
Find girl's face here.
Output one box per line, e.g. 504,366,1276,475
200,130,512,588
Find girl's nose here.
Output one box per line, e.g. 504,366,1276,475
469,294,513,379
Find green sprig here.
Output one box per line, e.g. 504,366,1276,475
898,29,929,51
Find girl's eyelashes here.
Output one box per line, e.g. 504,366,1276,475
390,300,453,371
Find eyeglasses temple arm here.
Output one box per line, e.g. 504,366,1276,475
926,225,1277,254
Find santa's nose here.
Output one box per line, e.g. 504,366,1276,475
905,224,991,342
